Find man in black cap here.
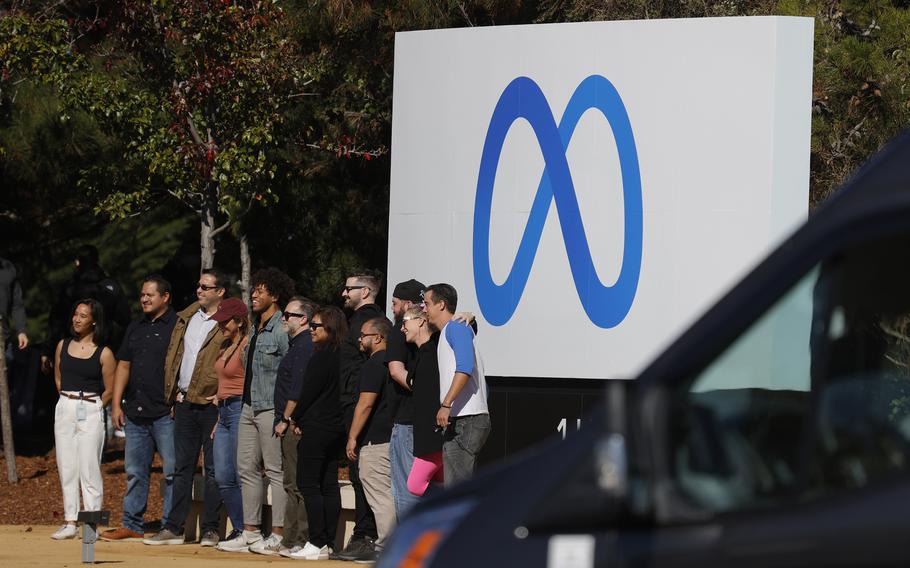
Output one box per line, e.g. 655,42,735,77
384,279,424,519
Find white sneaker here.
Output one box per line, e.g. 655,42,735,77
279,545,302,558
216,529,261,553
51,524,78,540
289,541,331,560
249,532,283,556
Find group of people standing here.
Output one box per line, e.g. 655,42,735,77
49,266,491,563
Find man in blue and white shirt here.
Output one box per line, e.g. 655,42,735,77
423,283,491,486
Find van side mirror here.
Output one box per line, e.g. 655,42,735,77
519,380,635,534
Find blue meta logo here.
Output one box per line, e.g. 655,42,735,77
472,75,643,329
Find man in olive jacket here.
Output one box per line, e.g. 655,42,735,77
144,268,225,546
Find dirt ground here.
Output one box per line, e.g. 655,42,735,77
0,437,163,526
0,525,351,567
0,434,348,526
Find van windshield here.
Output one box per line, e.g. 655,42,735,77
671,233,910,513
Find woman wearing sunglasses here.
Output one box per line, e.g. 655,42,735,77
209,297,251,542
400,306,444,496
288,306,347,560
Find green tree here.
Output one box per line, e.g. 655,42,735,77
2,1,310,283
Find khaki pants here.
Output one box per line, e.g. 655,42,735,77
358,442,395,549
237,404,287,527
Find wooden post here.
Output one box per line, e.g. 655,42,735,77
0,319,18,483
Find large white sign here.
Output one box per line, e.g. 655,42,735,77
388,17,814,380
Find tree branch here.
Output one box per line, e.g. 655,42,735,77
303,142,387,158
459,3,475,27
209,218,231,238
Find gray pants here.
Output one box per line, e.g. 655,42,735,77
443,413,491,487
359,442,395,549
281,430,309,546
237,404,286,528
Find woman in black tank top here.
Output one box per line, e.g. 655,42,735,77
51,299,116,540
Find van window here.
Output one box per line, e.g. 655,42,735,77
671,234,910,513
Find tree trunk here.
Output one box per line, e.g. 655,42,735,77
240,232,251,309
0,322,18,483
200,204,216,270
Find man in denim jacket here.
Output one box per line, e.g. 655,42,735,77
218,268,294,554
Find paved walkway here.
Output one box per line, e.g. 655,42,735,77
0,525,351,567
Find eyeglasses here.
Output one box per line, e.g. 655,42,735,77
197,283,221,291
343,285,368,293
282,311,306,321
310,322,326,331
402,316,423,323
359,332,381,339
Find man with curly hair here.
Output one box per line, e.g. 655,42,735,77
218,267,295,555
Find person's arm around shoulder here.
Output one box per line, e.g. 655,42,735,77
100,347,117,407
388,360,409,390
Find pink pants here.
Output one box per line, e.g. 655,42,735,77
407,451,444,496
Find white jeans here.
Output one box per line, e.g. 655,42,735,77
54,395,105,521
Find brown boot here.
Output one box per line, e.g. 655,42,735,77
100,527,144,541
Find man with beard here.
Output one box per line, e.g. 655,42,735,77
103,275,177,541
345,317,395,563
144,269,226,547
383,279,424,518
332,270,384,560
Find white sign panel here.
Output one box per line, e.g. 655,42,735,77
388,17,813,380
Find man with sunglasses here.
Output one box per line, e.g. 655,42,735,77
146,268,226,546
344,316,395,563
334,270,384,560
272,296,318,558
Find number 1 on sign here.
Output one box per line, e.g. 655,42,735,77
557,418,582,440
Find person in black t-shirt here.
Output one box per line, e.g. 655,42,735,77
384,279,424,518
344,317,395,562
400,306,444,497
335,269,383,558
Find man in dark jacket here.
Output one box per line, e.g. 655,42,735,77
44,245,130,368
332,270,384,560
0,257,28,351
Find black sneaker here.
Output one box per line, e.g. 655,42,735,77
353,548,379,564
331,537,375,561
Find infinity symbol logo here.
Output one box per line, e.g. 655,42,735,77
473,76,642,328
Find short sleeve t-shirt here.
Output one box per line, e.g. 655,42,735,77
359,350,393,444
385,327,417,424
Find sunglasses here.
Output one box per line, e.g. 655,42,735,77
282,311,306,321
402,316,423,323
359,332,381,339
310,322,326,331
197,283,221,291
343,285,368,293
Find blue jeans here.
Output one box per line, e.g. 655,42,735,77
213,398,243,531
390,423,419,519
123,415,175,533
